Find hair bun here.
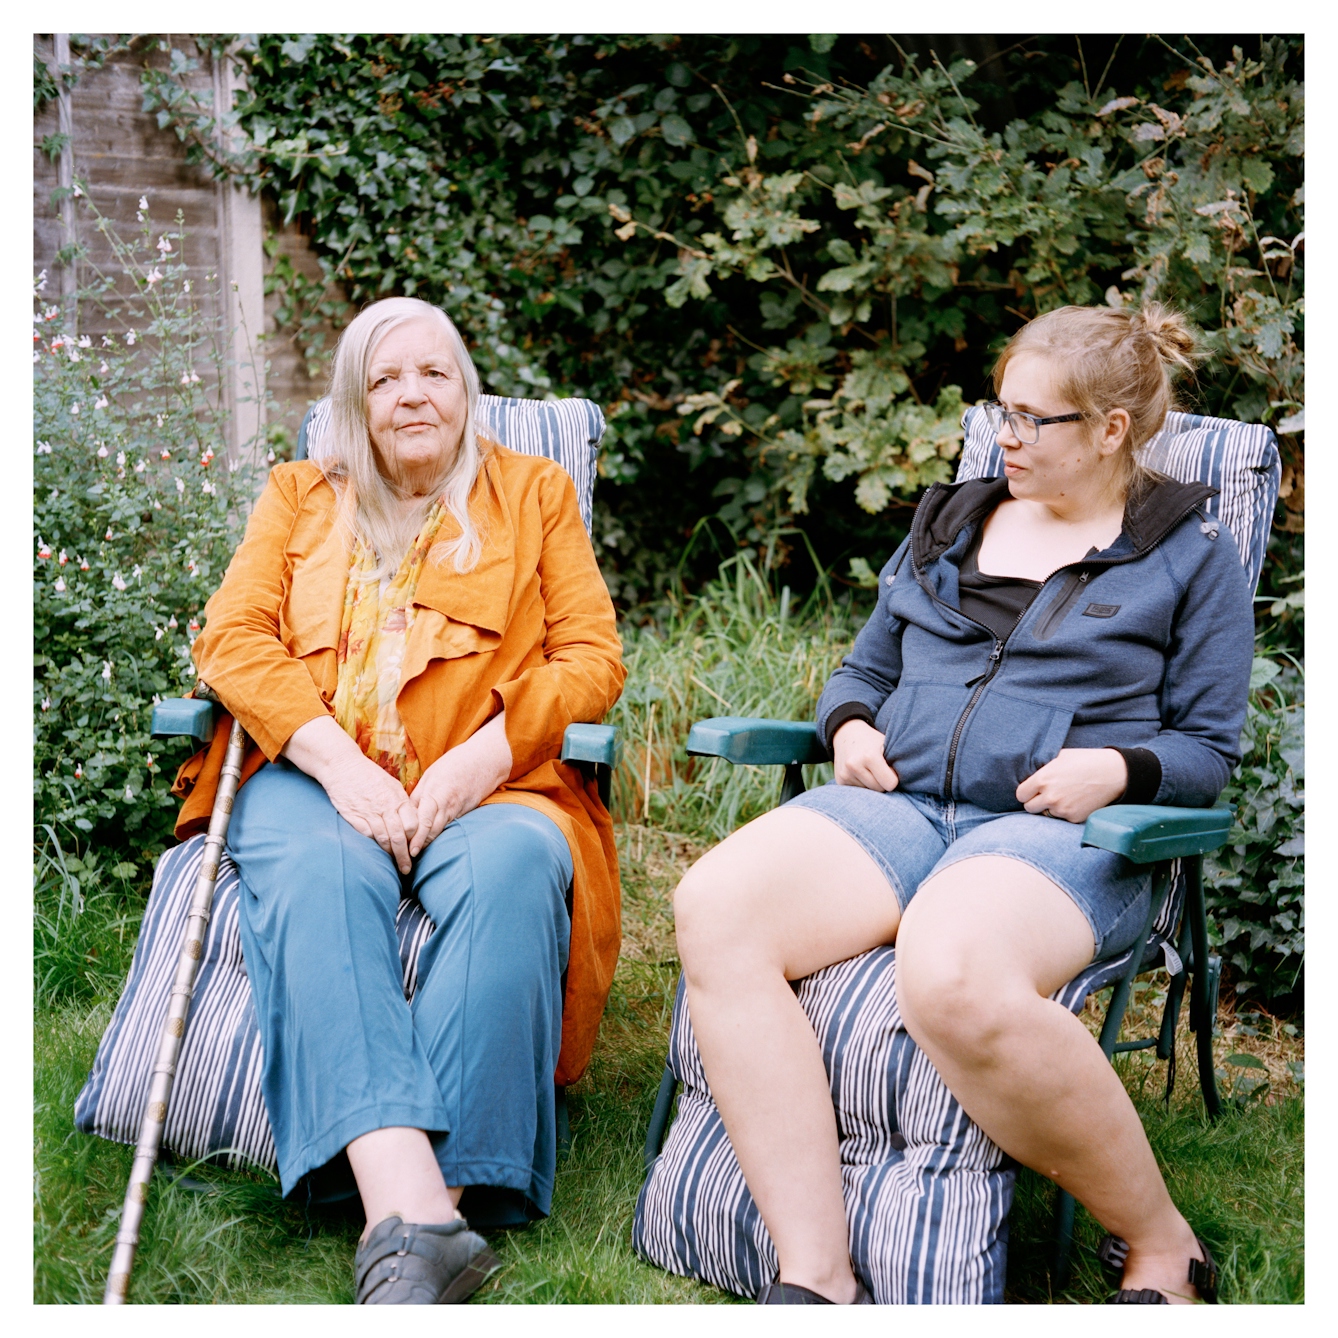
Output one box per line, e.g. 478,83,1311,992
1134,302,1199,373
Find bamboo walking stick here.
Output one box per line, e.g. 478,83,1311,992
104,702,248,1304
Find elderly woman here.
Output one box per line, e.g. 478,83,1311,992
171,297,624,1303
674,304,1250,1305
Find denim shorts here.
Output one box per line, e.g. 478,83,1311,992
788,783,1153,963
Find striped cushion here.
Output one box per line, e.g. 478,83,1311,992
633,953,1015,1304
74,835,435,1175
299,393,605,534
956,407,1280,594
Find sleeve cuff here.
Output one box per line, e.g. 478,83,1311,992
1113,746,1163,805
821,701,877,753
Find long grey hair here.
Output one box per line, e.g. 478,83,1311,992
320,296,487,579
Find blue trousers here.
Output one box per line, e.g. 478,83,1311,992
227,760,572,1218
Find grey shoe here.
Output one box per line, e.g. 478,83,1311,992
354,1215,501,1304
757,1278,874,1303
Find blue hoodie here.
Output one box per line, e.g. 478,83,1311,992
817,475,1254,812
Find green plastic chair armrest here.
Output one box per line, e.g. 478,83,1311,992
1081,804,1234,863
685,717,827,767
560,723,622,769
150,697,216,744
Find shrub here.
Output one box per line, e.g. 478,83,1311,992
33,200,257,859
1205,662,1304,1000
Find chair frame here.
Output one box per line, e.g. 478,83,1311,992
642,717,1227,1288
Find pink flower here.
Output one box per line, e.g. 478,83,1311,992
112,573,127,591
37,545,51,560
97,445,109,458
145,268,163,287
58,550,68,565
54,577,66,592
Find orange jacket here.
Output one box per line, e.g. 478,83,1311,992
172,448,626,1085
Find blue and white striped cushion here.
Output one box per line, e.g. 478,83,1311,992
956,407,1281,594
633,953,1015,1304
300,393,605,534
74,835,435,1175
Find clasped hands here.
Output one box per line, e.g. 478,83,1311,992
283,712,513,874
831,717,1128,824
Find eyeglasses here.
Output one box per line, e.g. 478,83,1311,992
983,402,1086,445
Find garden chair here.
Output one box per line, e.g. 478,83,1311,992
633,405,1281,1301
78,393,622,1292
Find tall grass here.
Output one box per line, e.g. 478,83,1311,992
606,555,864,840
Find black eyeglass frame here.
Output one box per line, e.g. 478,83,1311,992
983,402,1087,445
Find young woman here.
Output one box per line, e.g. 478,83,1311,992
673,304,1252,1305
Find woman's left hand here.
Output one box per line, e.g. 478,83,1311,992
408,711,514,857
1016,748,1128,824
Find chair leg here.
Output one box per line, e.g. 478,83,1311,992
1053,864,1170,1286
1097,864,1169,1059
1184,857,1223,1119
779,762,806,806
644,1064,679,1171
1052,1188,1077,1289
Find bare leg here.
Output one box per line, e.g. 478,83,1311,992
346,1127,464,1242
896,856,1206,1303
674,807,903,1302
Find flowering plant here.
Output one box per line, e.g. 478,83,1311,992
34,198,257,858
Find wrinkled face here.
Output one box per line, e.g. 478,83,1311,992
365,316,468,492
995,352,1106,502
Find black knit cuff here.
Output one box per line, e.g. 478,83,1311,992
1113,747,1162,805
822,702,877,754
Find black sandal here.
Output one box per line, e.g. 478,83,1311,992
1099,1233,1219,1304
354,1214,501,1304
757,1278,874,1304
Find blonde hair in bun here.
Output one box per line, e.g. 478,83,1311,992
992,302,1204,494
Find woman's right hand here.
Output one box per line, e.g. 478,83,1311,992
281,715,420,873
832,717,900,791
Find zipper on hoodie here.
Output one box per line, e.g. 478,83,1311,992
1033,569,1091,641
943,605,1029,799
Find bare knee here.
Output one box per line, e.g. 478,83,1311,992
673,855,771,987
897,941,1013,1062
896,905,1036,1065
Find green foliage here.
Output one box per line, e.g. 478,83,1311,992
647,38,1303,550
136,35,1303,608
33,201,256,856
1205,663,1304,1000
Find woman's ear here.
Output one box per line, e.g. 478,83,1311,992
1097,407,1131,457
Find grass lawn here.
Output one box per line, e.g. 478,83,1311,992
33,821,1303,1304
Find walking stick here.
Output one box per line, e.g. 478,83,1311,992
104,698,248,1305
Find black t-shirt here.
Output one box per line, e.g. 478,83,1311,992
956,522,1042,641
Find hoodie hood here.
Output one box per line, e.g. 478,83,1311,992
910,473,1218,573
